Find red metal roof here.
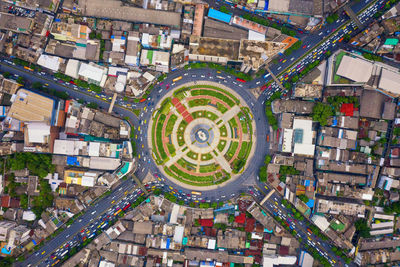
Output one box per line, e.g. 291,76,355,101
340,103,354,117
1,195,10,208
235,213,246,224
245,218,256,232
198,219,213,227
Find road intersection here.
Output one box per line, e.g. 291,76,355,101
3,0,393,265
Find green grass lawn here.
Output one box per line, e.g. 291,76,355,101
226,141,238,159
177,120,188,147
217,140,226,152
201,153,213,161
220,125,227,137
165,114,177,136
199,163,217,173
155,114,168,160
187,151,198,160
217,102,228,113
237,142,249,159
191,89,235,107
188,98,210,107
189,85,240,105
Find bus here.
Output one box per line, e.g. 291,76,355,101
122,203,131,211
114,208,122,216
173,76,182,82
236,78,246,82
191,191,202,196
24,66,33,71
60,250,68,257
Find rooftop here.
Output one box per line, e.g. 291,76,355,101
336,55,373,83
77,0,181,27
189,36,240,61
7,89,55,124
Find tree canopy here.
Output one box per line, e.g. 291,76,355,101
312,102,333,126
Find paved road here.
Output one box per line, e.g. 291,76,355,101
259,189,353,267
20,179,137,267
3,0,394,264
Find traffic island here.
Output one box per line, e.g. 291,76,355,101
149,82,256,189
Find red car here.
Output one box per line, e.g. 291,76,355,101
260,84,267,91
139,98,146,103
166,84,170,90
302,45,307,49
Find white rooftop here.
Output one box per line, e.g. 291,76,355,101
336,55,373,83
379,68,400,95
78,63,105,82
293,118,315,156
26,122,50,144
65,59,80,79
37,54,61,72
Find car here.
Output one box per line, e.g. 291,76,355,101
282,59,287,63
302,45,307,49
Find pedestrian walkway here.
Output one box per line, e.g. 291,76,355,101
265,66,285,91
215,153,232,173
219,105,240,125
260,189,275,205
171,97,193,123
344,5,363,28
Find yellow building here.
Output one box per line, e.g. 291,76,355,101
64,170,97,187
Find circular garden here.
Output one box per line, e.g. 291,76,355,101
150,83,255,187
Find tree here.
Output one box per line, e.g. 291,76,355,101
298,194,309,203
32,81,43,89
219,5,230,14
89,31,96,39
354,219,371,238
343,34,351,42
87,102,98,109
16,76,25,85
259,166,267,182
312,102,333,126
2,72,10,78
20,194,29,209
228,214,235,224
264,155,272,165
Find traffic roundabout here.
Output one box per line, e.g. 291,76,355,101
149,81,256,189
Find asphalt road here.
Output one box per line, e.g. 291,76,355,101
3,0,393,264
19,179,137,267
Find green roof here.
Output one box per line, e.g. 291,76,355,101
384,38,399,46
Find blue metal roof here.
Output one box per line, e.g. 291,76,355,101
207,8,232,24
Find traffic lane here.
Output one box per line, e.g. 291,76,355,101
21,179,136,266
263,0,383,82
262,199,344,266
263,193,350,266
42,187,145,266
29,181,137,266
